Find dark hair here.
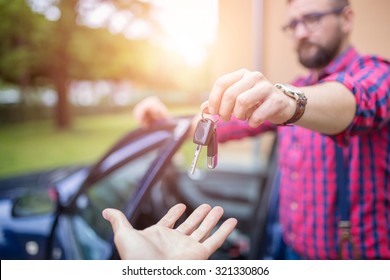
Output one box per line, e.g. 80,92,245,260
287,0,350,8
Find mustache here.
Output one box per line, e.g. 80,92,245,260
297,40,320,50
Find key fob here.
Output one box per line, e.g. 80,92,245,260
207,129,218,169
193,118,214,146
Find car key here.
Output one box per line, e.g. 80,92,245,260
207,128,218,169
189,118,215,174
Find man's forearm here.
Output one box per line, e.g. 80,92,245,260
295,82,356,135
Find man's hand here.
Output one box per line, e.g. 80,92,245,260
207,68,296,127
206,68,356,134
133,96,171,127
102,203,237,260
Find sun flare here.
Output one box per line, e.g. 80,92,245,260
79,0,219,67
152,0,219,66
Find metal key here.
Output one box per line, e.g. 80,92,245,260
189,118,215,174
207,127,218,169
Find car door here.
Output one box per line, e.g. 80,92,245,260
49,118,192,259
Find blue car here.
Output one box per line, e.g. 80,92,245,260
0,117,280,260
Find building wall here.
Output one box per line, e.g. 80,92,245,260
210,0,254,79
212,0,390,84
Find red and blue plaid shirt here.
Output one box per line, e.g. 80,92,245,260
217,46,390,259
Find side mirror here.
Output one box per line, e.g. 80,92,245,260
12,189,58,217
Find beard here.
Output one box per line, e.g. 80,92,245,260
297,35,344,69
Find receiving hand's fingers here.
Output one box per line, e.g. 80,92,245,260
176,204,212,235
156,203,187,228
190,206,224,242
102,208,134,233
202,217,238,257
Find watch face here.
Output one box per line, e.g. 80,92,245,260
281,84,294,91
282,84,300,93
276,84,299,99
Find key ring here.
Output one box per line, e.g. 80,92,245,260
201,107,220,123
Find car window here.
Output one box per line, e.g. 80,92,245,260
172,131,276,173
216,132,275,172
69,149,159,259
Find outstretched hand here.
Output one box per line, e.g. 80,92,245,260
133,96,171,128
102,203,237,260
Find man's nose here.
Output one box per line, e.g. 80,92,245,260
293,22,310,39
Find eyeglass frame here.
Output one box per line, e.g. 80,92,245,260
282,6,346,35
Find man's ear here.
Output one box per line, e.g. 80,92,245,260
341,6,354,33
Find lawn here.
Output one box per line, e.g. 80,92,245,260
0,107,198,178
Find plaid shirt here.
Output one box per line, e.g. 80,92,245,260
217,47,390,259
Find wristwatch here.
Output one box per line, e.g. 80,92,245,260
275,83,307,125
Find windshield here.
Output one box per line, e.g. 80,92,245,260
69,149,159,259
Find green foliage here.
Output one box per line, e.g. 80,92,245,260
0,0,52,84
0,0,209,88
0,0,162,129
0,0,211,129
69,26,153,81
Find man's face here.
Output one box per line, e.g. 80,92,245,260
286,0,348,70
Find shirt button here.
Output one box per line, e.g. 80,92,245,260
290,202,298,211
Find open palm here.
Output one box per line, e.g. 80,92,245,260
102,203,237,260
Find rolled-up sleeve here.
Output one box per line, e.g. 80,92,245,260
321,55,390,145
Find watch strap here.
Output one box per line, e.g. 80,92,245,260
284,96,307,124
275,84,307,125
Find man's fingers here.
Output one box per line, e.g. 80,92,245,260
208,69,247,116
202,218,238,257
176,204,212,234
200,101,209,112
102,208,133,233
157,203,187,228
218,72,261,121
133,96,170,127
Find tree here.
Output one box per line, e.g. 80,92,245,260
0,0,211,129
41,0,155,129
0,0,155,129
0,0,51,91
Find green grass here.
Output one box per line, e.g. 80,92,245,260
0,113,135,177
0,106,199,178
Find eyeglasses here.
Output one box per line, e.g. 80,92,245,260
282,6,346,36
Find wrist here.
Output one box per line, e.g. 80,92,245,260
275,83,307,125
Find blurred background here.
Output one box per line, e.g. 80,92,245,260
1,0,390,178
